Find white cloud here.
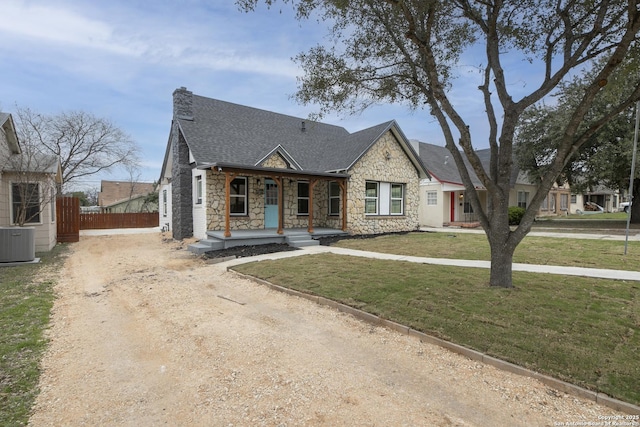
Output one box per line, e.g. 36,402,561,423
0,0,303,79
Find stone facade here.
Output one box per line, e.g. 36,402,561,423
259,153,289,169
345,131,420,234
202,130,419,235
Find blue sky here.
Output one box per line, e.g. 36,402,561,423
0,0,528,191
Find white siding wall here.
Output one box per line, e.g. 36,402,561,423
419,180,445,228
159,183,172,232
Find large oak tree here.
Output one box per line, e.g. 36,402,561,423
240,0,640,287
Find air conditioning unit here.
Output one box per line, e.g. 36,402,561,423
0,227,36,263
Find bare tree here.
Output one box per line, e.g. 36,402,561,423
15,107,140,193
4,136,61,227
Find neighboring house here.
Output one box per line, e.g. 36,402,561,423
98,180,157,213
572,185,622,213
158,87,429,248
0,112,62,251
416,142,571,228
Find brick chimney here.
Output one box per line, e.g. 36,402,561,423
173,87,193,121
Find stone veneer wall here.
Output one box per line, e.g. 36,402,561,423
204,171,344,232
259,153,289,169
203,133,419,234
345,131,420,234
171,127,193,239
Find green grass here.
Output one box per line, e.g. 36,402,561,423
0,245,67,426
328,231,640,270
233,249,640,406
563,212,628,220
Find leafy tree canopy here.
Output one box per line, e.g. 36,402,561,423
239,0,640,287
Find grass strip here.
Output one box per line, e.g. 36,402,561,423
233,253,640,406
329,232,640,271
0,245,67,426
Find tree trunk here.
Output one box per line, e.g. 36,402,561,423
485,193,519,288
488,236,515,288
631,178,640,224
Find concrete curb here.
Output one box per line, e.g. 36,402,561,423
229,269,640,415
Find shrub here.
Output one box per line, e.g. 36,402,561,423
508,206,525,225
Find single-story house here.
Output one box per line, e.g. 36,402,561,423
98,180,158,213
158,87,429,252
570,185,622,213
416,142,571,228
0,112,62,252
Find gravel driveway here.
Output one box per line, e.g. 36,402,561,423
29,233,624,426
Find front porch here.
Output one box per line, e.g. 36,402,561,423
188,227,349,254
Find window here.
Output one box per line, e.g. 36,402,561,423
426,191,437,206
391,184,404,215
162,189,168,217
230,177,247,215
195,175,202,204
12,183,41,224
329,182,340,216
541,195,548,211
463,201,474,214
517,191,529,209
561,194,569,211
365,181,378,214
297,181,309,215
365,181,405,216
51,187,56,222
571,194,577,204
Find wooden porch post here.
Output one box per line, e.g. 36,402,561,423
308,179,317,233
224,171,236,237
339,179,347,231
273,176,284,234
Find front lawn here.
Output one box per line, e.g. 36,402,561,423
233,241,640,406
328,231,640,271
0,245,67,426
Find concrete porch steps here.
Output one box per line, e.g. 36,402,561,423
285,234,320,248
188,238,225,255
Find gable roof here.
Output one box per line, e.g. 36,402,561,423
167,90,428,179
0,112,21,155
98,180,156,207
418,142,523,188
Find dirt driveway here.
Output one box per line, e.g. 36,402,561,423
29,233,623,426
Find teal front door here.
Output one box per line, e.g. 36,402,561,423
265,179,278,228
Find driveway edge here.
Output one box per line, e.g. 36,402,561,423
230,269,640,415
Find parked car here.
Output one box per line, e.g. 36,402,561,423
619,201,631,213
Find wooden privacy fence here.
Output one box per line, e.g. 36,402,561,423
56,197,80,242
80,212,159,230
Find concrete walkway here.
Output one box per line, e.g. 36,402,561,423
225,229,640,281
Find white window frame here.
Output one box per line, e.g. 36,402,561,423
390,183,404,215
162,189,168,217
365,181,379,215
329,182,340,216
517,191,529,209
365,181,405,216
297,181,309,215
195,175,203,205
230,177,247,216
426,191,437,206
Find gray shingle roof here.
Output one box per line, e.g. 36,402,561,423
418,142,521,188
176,95,425,174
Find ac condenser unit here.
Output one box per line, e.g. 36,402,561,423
0,227,36,263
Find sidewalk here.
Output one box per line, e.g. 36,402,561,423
421,226,640,241
222,242,640,282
